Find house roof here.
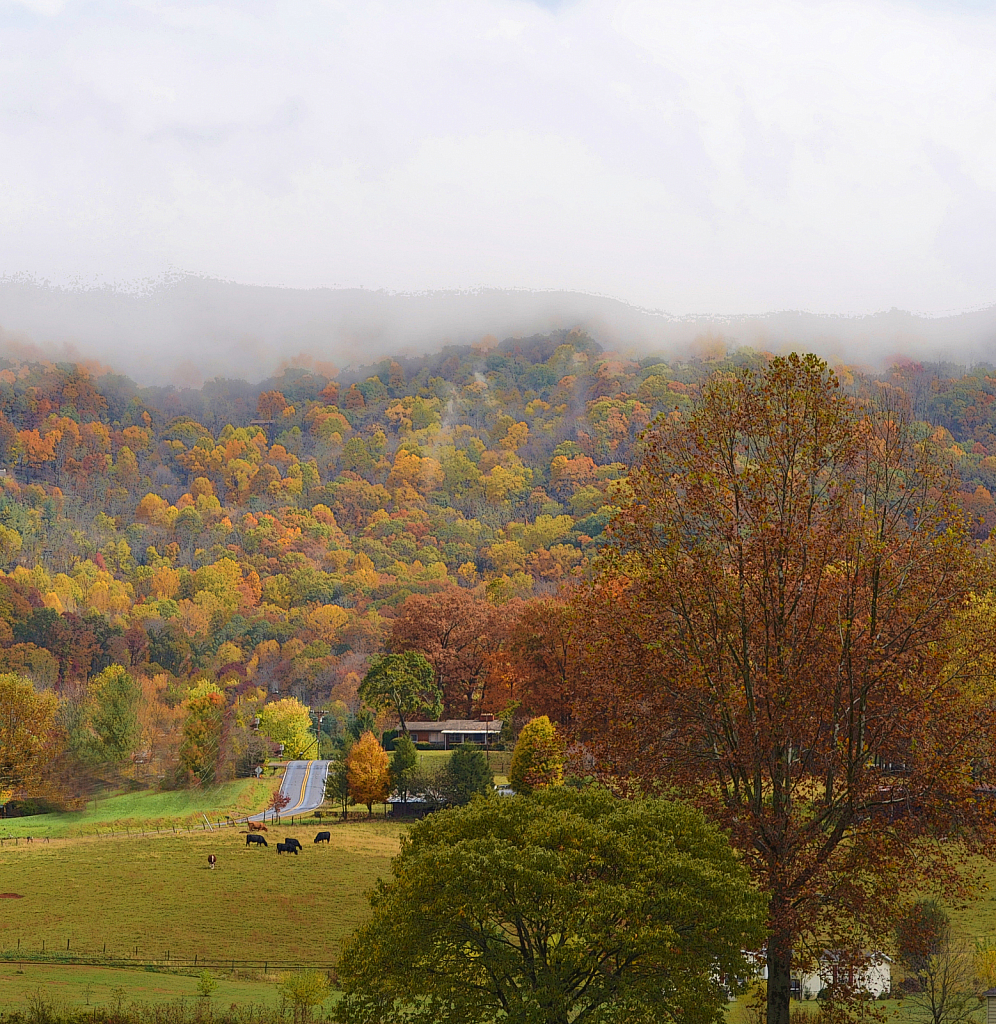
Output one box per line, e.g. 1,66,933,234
817,950,893,964
406,719,502,733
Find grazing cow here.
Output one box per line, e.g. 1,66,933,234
208,855,217,870
314,831,331,844
246,834,268,847
283,837,303,852
276,842,298,855
247,821,268,832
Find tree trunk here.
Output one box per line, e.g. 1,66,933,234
766,924,792,1024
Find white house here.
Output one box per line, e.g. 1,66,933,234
740,948,891,1001
797,950,892,1000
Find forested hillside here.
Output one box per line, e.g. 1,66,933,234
1,331,995,807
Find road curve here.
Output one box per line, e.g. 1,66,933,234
249,760,330,823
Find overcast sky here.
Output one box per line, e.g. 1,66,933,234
1,0,995,318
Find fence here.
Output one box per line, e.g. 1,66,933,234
0,946,337,978
0,947,336,973
0,811,330,845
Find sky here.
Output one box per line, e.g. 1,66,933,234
1,0,995,318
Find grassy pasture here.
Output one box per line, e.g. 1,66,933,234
0,820,403,966
416,747,512,784
0,776,281,840
0,961,284,1011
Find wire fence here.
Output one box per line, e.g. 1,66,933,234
0,810,337,845
0,947,336,973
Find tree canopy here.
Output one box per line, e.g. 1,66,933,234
358,651,440,733
346,730,389,815
509,714,564,795
441,742,492,805
332,787,767,1024
573,354,996,1023
0,672,59,806
258,697,313,759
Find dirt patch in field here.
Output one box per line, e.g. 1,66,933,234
0,893,24,898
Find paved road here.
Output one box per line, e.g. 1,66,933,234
249,760,330,823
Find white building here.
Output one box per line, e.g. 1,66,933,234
796,950,892,1000
741,949,892,1001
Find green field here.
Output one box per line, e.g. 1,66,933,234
0,961,285,1012
0,820,403,967
3,809,996,1018
416,747,513,783
0,776,282,840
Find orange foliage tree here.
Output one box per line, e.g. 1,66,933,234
572,354,995,1023
487,597,574,728
346,730,389,817
391,588,496,718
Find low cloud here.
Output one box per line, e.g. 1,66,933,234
0,0,995,320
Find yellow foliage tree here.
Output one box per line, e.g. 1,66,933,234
0,673,59,805
258,697,313,759
306,604,349,645
509,716,564,796
346,730,389,816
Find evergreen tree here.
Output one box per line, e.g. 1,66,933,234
389,734,418,803
442,743,492,805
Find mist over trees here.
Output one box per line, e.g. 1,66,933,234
1,333,996,808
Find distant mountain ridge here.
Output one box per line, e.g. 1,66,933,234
2,274,996,386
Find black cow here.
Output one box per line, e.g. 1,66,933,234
283,837,303,852
276,842,298,855
246,834,268,847
314,831,331,844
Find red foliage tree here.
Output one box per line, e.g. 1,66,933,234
484,597,574,728
390,588,496,718
572,355,995,1023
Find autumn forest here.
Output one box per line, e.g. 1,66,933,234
2,332,996,808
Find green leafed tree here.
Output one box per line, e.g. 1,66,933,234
332,787,767,1024
280,970,331,1024
441,742,492,805
358,651,441,734
85,665,140,763
388,733,418,803
508,714,563,795
258,697,313,759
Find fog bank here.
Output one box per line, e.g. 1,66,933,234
2,276,996,386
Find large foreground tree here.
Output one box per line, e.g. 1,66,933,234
572,354,996,1023
333,787,766,1024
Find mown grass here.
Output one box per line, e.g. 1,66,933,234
416,747,512,783
0,820,403,966
724,998,971,1021
0,776,282,839
945,854,996,950
0,961,284,1011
